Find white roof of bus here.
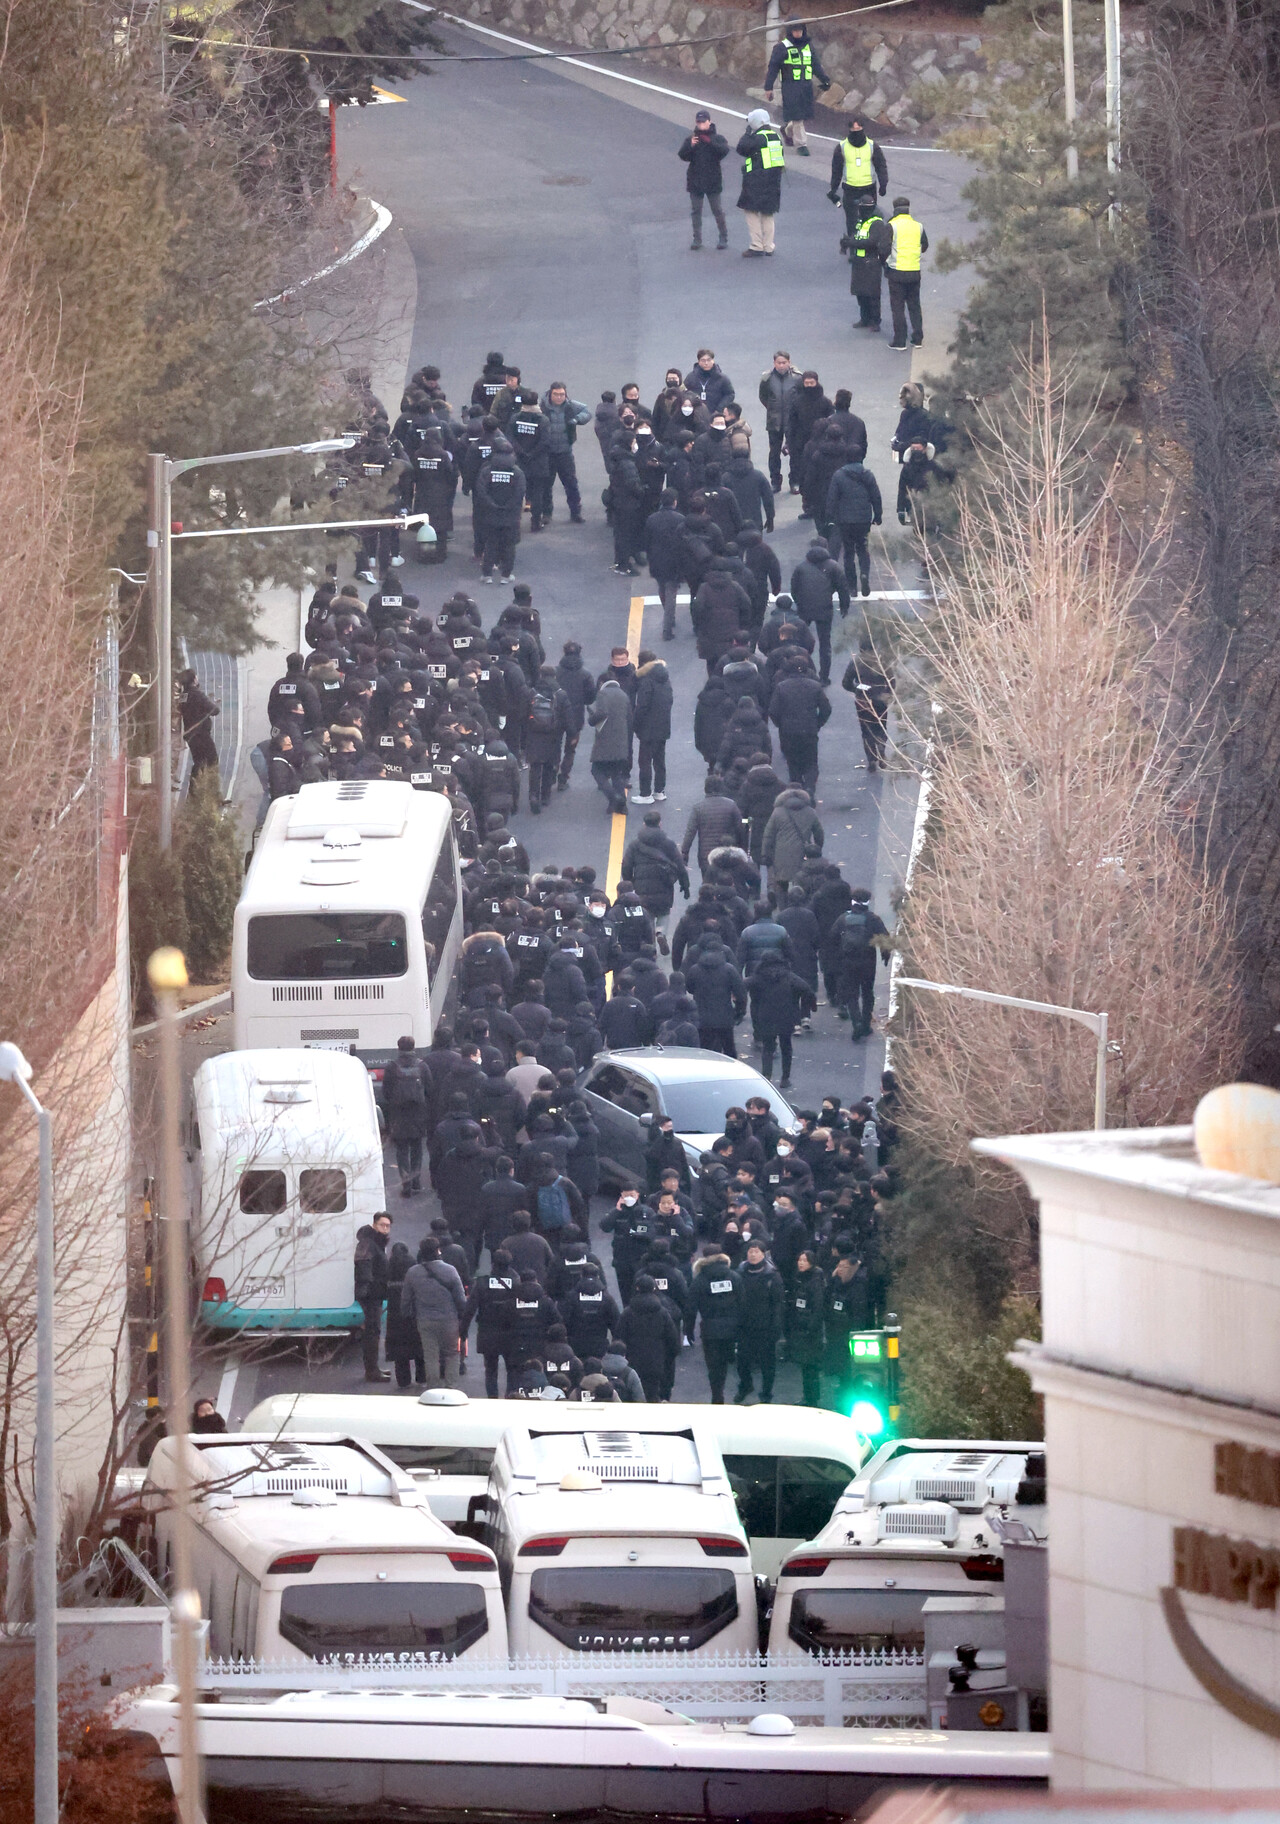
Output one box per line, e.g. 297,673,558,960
238,780,450,916
192,1050,381,1162
142,1435,479,1582
240,1395,870,1469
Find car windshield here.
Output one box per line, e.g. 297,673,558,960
662,1078,794,1133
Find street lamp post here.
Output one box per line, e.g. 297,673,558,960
0,1042,57,1824
895,977,1110,1130
1062,0,1079,181
147,437,355,852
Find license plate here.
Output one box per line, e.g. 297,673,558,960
243,1278,286,1303
302,1038,356,1052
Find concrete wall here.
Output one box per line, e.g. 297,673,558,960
450,0,989,131
981,1126,1280,1789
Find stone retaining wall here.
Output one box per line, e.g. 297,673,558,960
451,0,988,131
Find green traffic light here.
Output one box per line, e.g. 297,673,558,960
850,1399,886,1437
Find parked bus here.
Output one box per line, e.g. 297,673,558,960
190,1049,384,1332
767,1441,1046,1659
141,1435,506,1665
232,780,462,1071
482,1424,758,1657
241,1393,870,1577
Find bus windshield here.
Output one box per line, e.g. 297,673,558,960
247,912,409,981
529,1566,738,1651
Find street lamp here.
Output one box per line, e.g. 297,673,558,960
894,976,1111,1130
0,1042,56,1824
1062,0,1079,181
147,437,356,851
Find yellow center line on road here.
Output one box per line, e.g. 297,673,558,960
604,592,648,900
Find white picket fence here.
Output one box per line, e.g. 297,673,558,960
198,1651,928,1728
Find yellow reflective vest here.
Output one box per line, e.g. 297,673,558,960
782,42,813,80
888,212,923,272
842,138,876,189
747,128,786,174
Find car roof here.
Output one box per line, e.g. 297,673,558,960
589,1048,771,1084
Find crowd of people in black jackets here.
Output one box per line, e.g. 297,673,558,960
357,982,904,1406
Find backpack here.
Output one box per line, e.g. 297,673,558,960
536,1178,572,1231
389,1060,426,1108
529,691,556,733
603,1368,633,1402
838,906,873,958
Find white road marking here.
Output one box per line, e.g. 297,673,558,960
404,2,948,151
255,202,394,309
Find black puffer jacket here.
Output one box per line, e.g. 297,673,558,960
716,701,772,773
693,562,752,663
747,949,816,1035
556,648,596,734
682,793,745,871
790,544,850,624
694,677,734,766
633,660,674,743
621,826,690,906
685,940,747,1029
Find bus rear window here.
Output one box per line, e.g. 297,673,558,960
278,1581,489,1659
789,1587,936,1656
529,1566,737,1651
299,1169,347,1214
382,1444,495,1477
247,913,408,981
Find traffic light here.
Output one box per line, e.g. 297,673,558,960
845,1316,901,1439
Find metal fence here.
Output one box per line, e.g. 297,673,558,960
197,1652,928,1728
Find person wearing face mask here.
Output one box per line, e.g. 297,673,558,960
785,372,833,502
678,111,731,250
827,116,889,235
633,421,668,518
654,372,706,441
606,429,647,576
600,1187,658,1305
764,19,832,155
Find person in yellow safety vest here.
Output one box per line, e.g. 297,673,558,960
827,116,889,238
736,110,786,257
764,20,831,154
845,203,893,331
885,195,929,350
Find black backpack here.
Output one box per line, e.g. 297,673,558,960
529,691,556,733
837,906,874,958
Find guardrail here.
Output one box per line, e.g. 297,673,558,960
197,1651,928,1728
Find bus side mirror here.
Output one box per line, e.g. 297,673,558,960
638,1112,653,1127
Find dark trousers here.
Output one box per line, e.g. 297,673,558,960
539,449,582,517
737,1335,776,1401
780,732,819,795
843,962,877,1036
482,524,517,576
559,731,580,783
483,1349,516,1398
591,760,629,811
691,191,728,245
888,273,923,344
529,758,557,806
394,1351,426,1387
840,527,871,594
808,617,833,684
800,1361,822,1406
613,506,644,569
394,1137,423,1182
186,730,219,776
638,1365,666,1402
657,577,680,636
853,283,882,328
358,1296,384,1374
638,739,667,796
703,1335,738,1403
698,1024,737,1059
857,705,888,770
760,1030,793,1081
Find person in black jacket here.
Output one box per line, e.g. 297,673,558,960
785,373,832,497
382,1036,432,1193
555,640,594,788
384,1240,426,1388
354,1213,392,1381
177,669,221,777
685,937,747,1056
645,1115,692,1195
827,116,889,230
560,1267,620,1358
525,665,573,813
832,888,892,1040
600,980,653,1049
747,949,816,1089
786,1250,826,1405
691,1248,744,1403
735,110,785,256
474,441,526,584
678,109,731,249
768,664,832,796
479,1158,530,1265
735,1239,785,1402
842,640,894,772
644,490,688,640
631,653,674,803
789,542,850,686
622,810,690,920
618,1275,681,1402
763,20,831,152
723,439,775,533
777,885,821,1006
826,460,883,598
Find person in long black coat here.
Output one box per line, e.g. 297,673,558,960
644,490,688,639
785,1250,826,1406
735,110,785,256
525,665,573,812
617,1276,682,1402
746,948,816,1089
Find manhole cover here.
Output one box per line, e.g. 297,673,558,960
542,173,589,186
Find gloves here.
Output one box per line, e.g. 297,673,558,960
828,192,841,206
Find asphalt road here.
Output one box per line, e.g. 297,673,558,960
211,28,974,1421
